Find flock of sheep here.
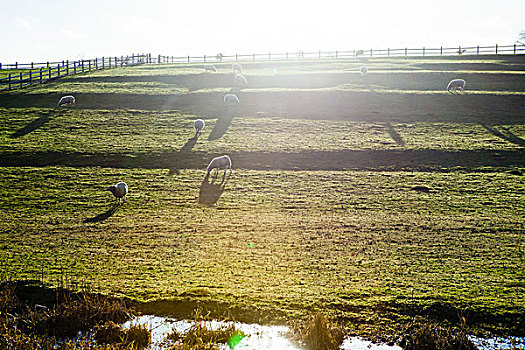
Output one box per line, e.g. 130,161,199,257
56,62,466,205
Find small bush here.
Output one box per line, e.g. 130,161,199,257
27,293,132,338
291,311,345,350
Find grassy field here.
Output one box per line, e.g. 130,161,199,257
0,55,524,338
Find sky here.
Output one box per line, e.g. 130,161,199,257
1,0,524,63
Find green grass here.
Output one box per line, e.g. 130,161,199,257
0,166,523,334
1,54,524,337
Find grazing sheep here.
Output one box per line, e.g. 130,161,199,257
224,94,240,105
194,119,205,137
58,95,75,107
206,155,232,179
360,66,368,76
233,74,247,88
106,181,128,205
232,63,242,74
204,64,217,73
447,79,466,93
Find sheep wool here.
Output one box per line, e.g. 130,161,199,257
233,74,248,88
194,119,205,136
204,64,217,72
107,181,128,205
447,79,466,93
58,95,75,107
206,155,232,179
224,94,240,105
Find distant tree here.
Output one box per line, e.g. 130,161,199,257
518,31,525,45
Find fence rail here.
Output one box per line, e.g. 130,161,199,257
0,53,151,92
154,44,525,64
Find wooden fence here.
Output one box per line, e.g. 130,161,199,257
154,43,525,64
0,53,151,92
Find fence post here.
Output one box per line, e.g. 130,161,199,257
514,44,517,54
388,48,390,56
39,68,42,83
66,60,69,75
74,62,76,74
204,55,206,62
286,52,289,60
29,70,32,85
405,48,407,56
47,62,49,68
48,67,51,80
335,50,338,59
477,45,479,55
8,74,11,90
31,62,34,69
370,49,373,57
0,63,2,69
423,47,425,56
495,44,498,55
253,53,255,61
19,72,22,88
236,53,238,61
15,62,18,69
89,60,91,71
57,64,60,78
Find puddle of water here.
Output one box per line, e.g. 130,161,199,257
470,335,525,350
122,315,401,350
123,315,525,350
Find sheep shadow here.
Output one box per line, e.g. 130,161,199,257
385,122,405,146
83,205,118,223
10,110,55,138
198,173,229,206
481,124,525,147
180,135,199,153
208,103,241,141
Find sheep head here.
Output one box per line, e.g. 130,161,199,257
106,185,117,195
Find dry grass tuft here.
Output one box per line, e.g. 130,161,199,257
291,311,345,350
165,308,245,350
401,321,476,350
94,321,151,349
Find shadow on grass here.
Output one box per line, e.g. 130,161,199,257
198,173,229,206
83,205,118,223
10,110,56,138
385,122,405,146
180,135,198,153
482,124,525,147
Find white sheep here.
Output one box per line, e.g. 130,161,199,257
204,64,217,73
224,94,240,105
194,119,205,137
233,74,247,88
206,155,232,179
447,79,466,93
232,63,242,74
106,181,128,205
58,95,75,107
360,66,368,76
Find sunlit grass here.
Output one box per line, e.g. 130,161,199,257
0,166,523,334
